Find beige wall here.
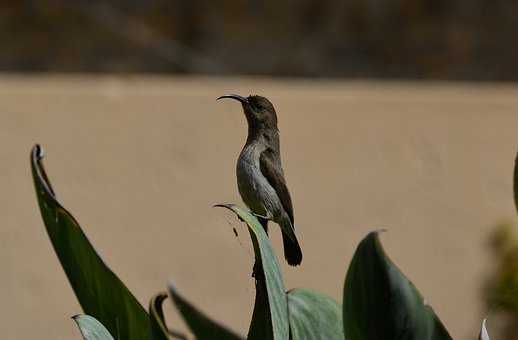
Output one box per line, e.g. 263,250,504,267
1,75,517,339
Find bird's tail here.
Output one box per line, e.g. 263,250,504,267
282,232,302,266
280,218,302,266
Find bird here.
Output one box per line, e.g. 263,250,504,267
217,94,302,266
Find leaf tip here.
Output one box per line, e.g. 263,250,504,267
33,144,45,159
372,228,388,234
364,229,388,243
213,203,234,209
150,291,169,306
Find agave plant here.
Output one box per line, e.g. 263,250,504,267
73,315,115,340
476,154,518,340
32,144,494,339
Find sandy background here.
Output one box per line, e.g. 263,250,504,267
1,75,518,339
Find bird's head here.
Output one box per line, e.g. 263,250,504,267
217,94,278,130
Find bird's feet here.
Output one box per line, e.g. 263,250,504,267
251,212,271,220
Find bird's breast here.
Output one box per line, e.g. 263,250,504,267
236,143,274,216
236,147,260,198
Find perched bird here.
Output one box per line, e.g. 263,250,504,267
217,94,302,266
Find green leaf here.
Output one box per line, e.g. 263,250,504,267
287,288,344,340
31,145,150,340
215,204,289,340
149,293,172,340
479,319,490,340
168,282,244,340
343,231,452,340
73,315,115,340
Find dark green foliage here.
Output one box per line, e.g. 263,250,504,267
148,293,173,340
287,288,343,340
168,283,243,340
215,204,289,340
514,152,518,213
484,222,518,340
481,155,518,339
343,231,452,340
32,145,457,340
216,205,343,340
486,223,518,311
31,145,165,340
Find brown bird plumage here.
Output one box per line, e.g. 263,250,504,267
218,94,302,266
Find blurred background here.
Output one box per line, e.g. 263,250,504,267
1,1,518,340
2,0,518,79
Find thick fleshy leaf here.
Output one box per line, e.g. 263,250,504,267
343,231,452,340
215,204,289,340
479,319,490,340
168,282,244,340
149,293,172,340
31,145,150,340
287,288,344,340
73,315,115,340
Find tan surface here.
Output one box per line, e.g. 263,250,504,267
1,75,517,339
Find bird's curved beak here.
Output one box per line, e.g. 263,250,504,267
217,94,249,104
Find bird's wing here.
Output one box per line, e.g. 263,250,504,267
260,148,294,225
